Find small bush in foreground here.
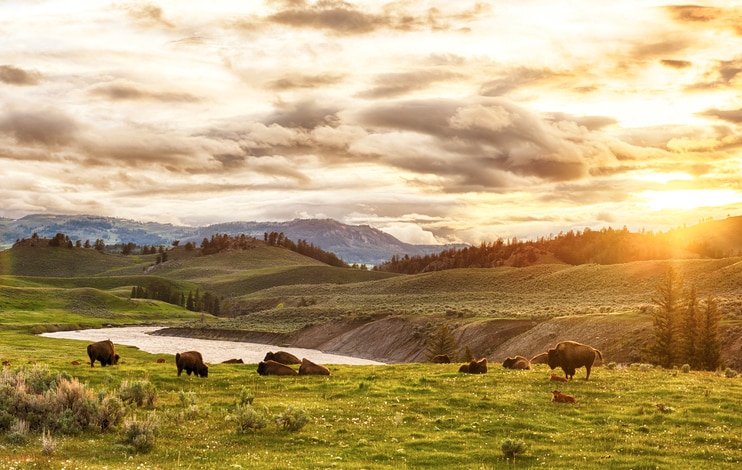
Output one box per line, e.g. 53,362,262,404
122,412,159,453
233,404,267,433
119,380,157,409
501,438,527,459
275,406,308,432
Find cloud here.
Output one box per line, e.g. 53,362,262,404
266,73,345,91
88,81,201,103
0,65,42,85
358,69,463,99
687,57,742,90
665,4,742,35
123,2,176,29
698,107,742,124
0,109,78,146
660,59,692,69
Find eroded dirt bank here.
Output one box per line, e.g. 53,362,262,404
154,314,742,369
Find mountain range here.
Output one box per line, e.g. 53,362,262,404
0,214,465,266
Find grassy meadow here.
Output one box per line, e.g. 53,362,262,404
1,243,742,468
0,327,741,469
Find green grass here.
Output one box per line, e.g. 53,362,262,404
0,337,740,469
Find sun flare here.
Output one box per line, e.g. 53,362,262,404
639,189,742,211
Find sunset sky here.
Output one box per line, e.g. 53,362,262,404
2,1,741,245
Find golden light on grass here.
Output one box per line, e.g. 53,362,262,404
639,189,742,210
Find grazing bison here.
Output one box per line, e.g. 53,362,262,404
530,352,549,364
547,341,604,380
156,358,166,363
175,351,208,378
257,360,298,376
431,354,451,364
298,358,330,376
87,340,120,367
221,358,244,364
263,351,301,365
551,390,577,403
502,356,531,370
550,373,568,382
459,358,488,374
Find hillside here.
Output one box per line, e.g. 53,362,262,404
2,237,741,370
0,214,465,265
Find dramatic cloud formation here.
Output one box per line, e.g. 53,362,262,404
1,1,741,245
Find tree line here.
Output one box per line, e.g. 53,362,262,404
374,224,737,274
130,282,220,316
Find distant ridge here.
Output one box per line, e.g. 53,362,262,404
0,214,465,266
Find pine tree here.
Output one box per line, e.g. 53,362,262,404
695,295,722,371
425,324,458,361
679,284,699,367
650,266,683,368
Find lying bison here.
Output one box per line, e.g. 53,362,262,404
221,358,244,364
263,351,300,365
502,355,531,370
431,354,451,364
87,339,120,367
459,358,488,374
175,351,208,378
298,358,330,375
551,390,577,403
547,341,604,380
257,360,298,376
530,352,549,364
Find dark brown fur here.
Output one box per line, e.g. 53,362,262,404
257,360,298,376
459,358,488,374
530,352,549,364
87,340,120,367
156,358,166,363
431,354,451,364
547,341,604,380
263,351,301,365
502,355,531,370
298,358,330,375
551,390,577,403
176,351,208,378
221,358,244,364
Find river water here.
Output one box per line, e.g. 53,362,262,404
40,326,384,365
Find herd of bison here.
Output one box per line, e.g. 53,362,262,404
85,338,604,404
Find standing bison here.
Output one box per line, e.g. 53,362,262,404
298,358,330,376
502,356,531,370
257,360,298,376
263,351,301,365
175,351,208,377
547,341,604,380
87,339,120,367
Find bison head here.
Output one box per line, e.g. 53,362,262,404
547,348,560,370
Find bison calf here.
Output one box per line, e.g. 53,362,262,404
550,373,568,382
551,390,577,403
257,360,298,376
176,351,208,378
87,339,120,367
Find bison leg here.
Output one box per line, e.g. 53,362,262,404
177,366,183,377
585,365,592,380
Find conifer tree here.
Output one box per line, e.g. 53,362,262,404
425,324,458,361
650,266,683,368
695,295,722,371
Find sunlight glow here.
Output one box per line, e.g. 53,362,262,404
633,172,694,184
639,189,742,210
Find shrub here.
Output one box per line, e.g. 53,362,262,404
122,412,159,453
681,364,691,373
119,380,157,409
607,362,617,370
233,404,267,433
501,438,527,459
97,395,125,431
275,406,308,432
41,428,57,455
725,368,737,378
237,387,254,406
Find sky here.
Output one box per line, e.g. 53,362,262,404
1,1,741,245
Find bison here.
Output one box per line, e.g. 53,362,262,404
263,351,301,365
221,358,244,364
551,390,577,403
550,373,568,382
87,339,120,367
175,351,208,378
530,352,549,364
298,358,330,376
156,358,166,363
459,358,488,374
502,355,531,370
547,341,604,380
431,354,451,364
257,360,298,376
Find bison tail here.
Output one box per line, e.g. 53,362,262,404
595,349,604,364
175,353,181,362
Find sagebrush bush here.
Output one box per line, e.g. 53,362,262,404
119,380,157,409
275,406,308,432
725,368,738,378
238,387,254,406
97,394,125,431
41,428,57,455
233,404,267,433
123,412,159,453
501,438,527,459
681,364,691,373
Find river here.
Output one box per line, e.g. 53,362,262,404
40,326,384,365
